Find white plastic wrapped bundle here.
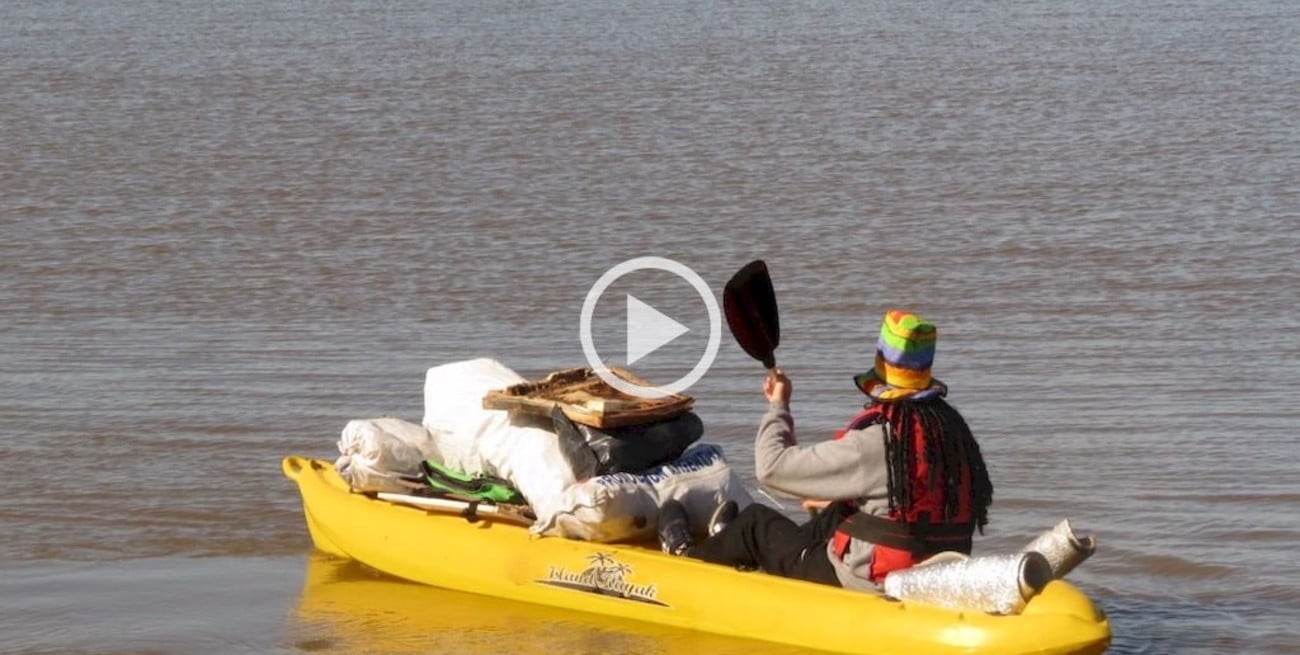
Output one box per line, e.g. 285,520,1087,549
1022,519,1097,579
537,443,753,542
883,551,1053,615
335,418,446,493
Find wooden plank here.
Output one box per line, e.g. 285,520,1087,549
481,366,693,429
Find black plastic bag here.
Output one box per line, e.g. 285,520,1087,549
552,408,704,476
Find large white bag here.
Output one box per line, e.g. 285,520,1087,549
537,443,754,542
421,357,525,471
334,417,445,493
421,358,581,522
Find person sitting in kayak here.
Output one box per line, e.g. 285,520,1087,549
658,310,994,591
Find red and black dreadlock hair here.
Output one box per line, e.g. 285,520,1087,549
872,397,993,533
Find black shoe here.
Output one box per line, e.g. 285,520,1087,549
657,499,693,556
708,500,738,537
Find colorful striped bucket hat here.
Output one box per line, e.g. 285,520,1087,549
853,310,948,401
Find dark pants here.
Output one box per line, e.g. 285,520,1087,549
686,504,842,587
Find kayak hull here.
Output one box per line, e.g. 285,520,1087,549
283,456,1110,655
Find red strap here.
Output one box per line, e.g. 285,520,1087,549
868,545,915,582
832,530,851,558
833,529,917,583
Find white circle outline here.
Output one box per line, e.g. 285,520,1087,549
580,256,721,399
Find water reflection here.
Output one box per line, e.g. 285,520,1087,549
293,553,810,655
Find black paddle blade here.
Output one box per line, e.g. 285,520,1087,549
723,260,780,369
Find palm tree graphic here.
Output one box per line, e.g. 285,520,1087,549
582,552,631,590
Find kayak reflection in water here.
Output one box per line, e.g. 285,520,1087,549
658,310,994,593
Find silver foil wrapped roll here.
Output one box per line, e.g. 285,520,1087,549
882,551,1053,615
1022,519,1096,579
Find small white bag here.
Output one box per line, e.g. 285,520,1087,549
334,417,445,493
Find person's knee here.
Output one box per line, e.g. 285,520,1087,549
738,503,782,521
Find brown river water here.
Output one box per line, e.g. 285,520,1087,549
2,1,1297,653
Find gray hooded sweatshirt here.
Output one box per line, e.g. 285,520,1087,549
755,399,892,592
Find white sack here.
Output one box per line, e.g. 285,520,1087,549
334,417,446,494
421,357,525,471
421,358,579,521
537,443,754,542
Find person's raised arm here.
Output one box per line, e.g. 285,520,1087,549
753,370,884,501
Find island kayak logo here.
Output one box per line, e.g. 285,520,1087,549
538,552,666,606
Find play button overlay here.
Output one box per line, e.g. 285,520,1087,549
581,256,721,399
625,294,689,366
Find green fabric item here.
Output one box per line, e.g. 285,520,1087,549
420,460,526,505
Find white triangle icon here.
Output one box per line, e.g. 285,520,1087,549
625,294,690,366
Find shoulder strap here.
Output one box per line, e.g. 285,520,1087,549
834,406,886,440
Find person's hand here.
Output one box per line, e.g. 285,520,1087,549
763,368,792,404
801,498,831,511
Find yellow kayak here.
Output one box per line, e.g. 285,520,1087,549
283,456,1110,655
